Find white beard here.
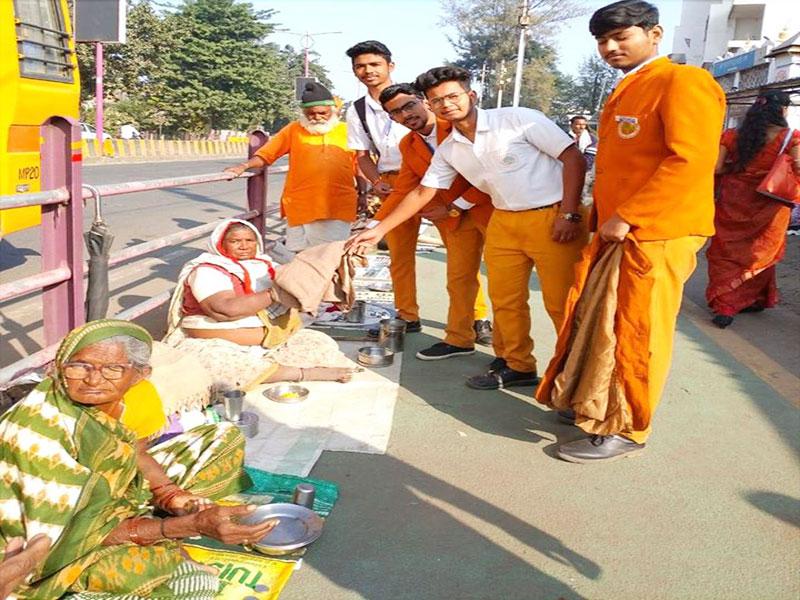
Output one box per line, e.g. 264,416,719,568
298,113,340,135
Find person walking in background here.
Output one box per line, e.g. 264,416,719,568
225,82,356,252
706,92,800,328
536,0,726,463
568,115,598,201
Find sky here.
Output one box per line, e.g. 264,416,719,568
255,0,683,101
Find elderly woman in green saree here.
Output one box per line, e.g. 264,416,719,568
0,320,277,599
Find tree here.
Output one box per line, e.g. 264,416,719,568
572,55,618,116
440,0,584,113
76,0,175,132
74,0,333,135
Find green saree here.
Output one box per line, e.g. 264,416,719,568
0,320,248,599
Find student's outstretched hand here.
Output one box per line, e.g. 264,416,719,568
346,228,382,255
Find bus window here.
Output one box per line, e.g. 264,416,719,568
13,0,74,83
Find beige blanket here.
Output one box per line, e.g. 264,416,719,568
270,241,366,313
550,243,633,436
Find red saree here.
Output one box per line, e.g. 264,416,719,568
706,128,799,316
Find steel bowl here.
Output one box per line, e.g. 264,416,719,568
357,345,394,367
239,503,324,556
263,384,310,404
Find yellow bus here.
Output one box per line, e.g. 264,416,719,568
0,0,80,236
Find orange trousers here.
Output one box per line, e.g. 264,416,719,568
384,215,488,327
439,212,492,348
622,235,706,443
484,206,588,373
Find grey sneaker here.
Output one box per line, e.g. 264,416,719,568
556,435,645,464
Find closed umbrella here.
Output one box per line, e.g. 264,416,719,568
83,185,113,321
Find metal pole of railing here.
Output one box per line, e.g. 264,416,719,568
40,117,85,344
247,130,269,237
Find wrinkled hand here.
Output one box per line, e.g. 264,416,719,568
168,492,214,516
551,217,582,243
0,535,51,598
224,165,246,179
373,181,393,196
598,213,631,242
419,204,449,222
192,505,279,546
345,227,384,255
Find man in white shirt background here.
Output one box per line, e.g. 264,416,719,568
350,66,589,391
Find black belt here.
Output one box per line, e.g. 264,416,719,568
527,201,560,212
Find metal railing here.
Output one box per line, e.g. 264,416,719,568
0,117,285,384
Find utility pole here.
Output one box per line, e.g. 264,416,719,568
497,60,507,108
288,31,342,77
95,43,104,156
478,62,488,108
512,1,532,107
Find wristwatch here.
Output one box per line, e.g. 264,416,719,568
447,203,462,218
559,212,583,223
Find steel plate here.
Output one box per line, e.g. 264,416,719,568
240,503,324,555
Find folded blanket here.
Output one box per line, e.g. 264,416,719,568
270,241,366,313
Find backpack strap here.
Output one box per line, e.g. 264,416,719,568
354,97,380,157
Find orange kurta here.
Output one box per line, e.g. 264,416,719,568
255,121,357,227
537,58,725,442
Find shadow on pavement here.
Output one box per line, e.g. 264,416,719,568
744,490,800,528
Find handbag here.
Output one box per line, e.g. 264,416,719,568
756,128,800,206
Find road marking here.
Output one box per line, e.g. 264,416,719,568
681,298,800,407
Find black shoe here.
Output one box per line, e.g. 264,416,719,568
473,320,493,346
557,409,576,425
556,435,645,463
740,303,765,313
367,319,421,338
711,314,734,328
405,320,422,333
488,357,506,373
416,342,475,361
466,366,539,390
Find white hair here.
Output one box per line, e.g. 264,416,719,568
298,112,340,135
96,335,152,368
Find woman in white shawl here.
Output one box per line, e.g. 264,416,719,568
166,218,353,390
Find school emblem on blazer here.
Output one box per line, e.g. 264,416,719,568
615,115,640,139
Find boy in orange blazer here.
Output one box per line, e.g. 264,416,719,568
536,0,726,462
375,83,495,358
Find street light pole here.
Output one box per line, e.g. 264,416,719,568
512,2,532,107
292,31,341,78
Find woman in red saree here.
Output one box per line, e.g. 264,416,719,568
706,92,800,328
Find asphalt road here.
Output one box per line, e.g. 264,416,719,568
0,158,288,366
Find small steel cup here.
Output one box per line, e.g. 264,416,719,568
345,300,366,323
292,483,316,509
222,389,245,422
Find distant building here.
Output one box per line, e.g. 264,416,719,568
671,1,799,128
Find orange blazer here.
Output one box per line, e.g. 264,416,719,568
375,118,493,231
594,57,726,240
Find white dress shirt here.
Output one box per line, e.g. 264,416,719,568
421,107,574,211
346,93,409,173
